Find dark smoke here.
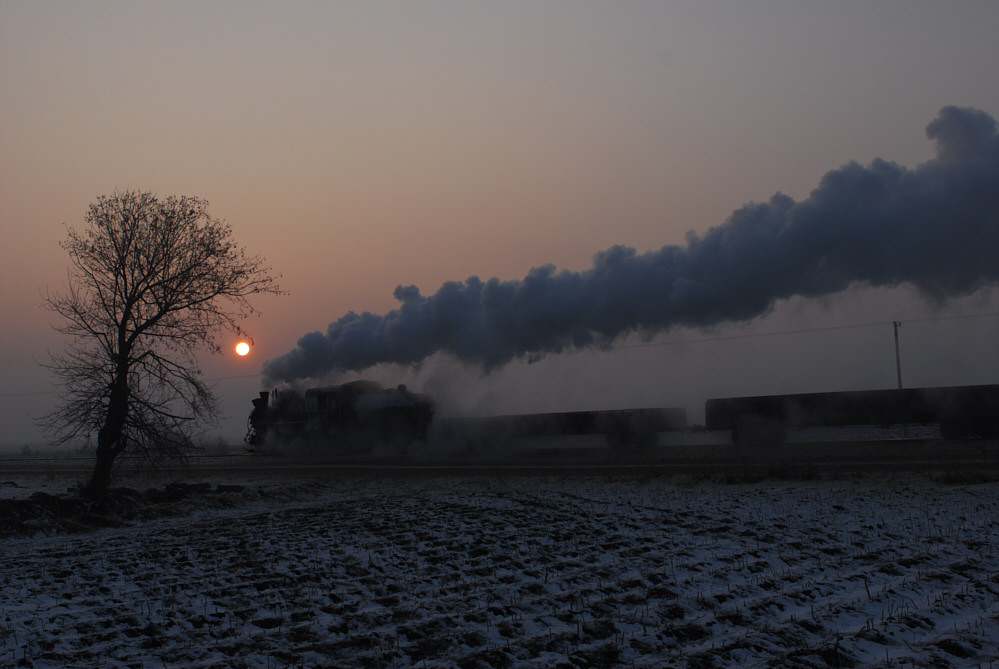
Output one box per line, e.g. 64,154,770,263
264,106,999,385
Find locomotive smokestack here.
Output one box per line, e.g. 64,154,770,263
264,106,999,385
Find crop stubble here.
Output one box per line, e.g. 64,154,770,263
2,476,998,668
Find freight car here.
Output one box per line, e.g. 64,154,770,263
437,407,687,451
246,381,434,453
706,383,999,445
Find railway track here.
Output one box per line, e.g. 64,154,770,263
3,437,998,481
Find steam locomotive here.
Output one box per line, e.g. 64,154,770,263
246,381,434,453
246,381,999,453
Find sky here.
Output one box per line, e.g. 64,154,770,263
2,1,998,447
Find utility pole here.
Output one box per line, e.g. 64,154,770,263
893,321,903,389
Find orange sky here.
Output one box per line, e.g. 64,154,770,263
2,2,998,446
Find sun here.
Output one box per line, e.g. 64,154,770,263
235,341,251,356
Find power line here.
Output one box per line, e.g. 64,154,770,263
2,311,996,397
609,311,999,352
206,373,262,382
0,372,262,398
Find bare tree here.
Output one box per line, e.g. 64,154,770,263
42,191,280,500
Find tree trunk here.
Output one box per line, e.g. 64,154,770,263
85,440,117,501
84,372,129,501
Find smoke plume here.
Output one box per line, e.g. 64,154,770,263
264,106,999,385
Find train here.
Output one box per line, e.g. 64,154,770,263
246,381,999,453
244,380,686,453
707,384,999,446
245,381,434,453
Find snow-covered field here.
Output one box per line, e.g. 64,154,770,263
2,474,998,668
